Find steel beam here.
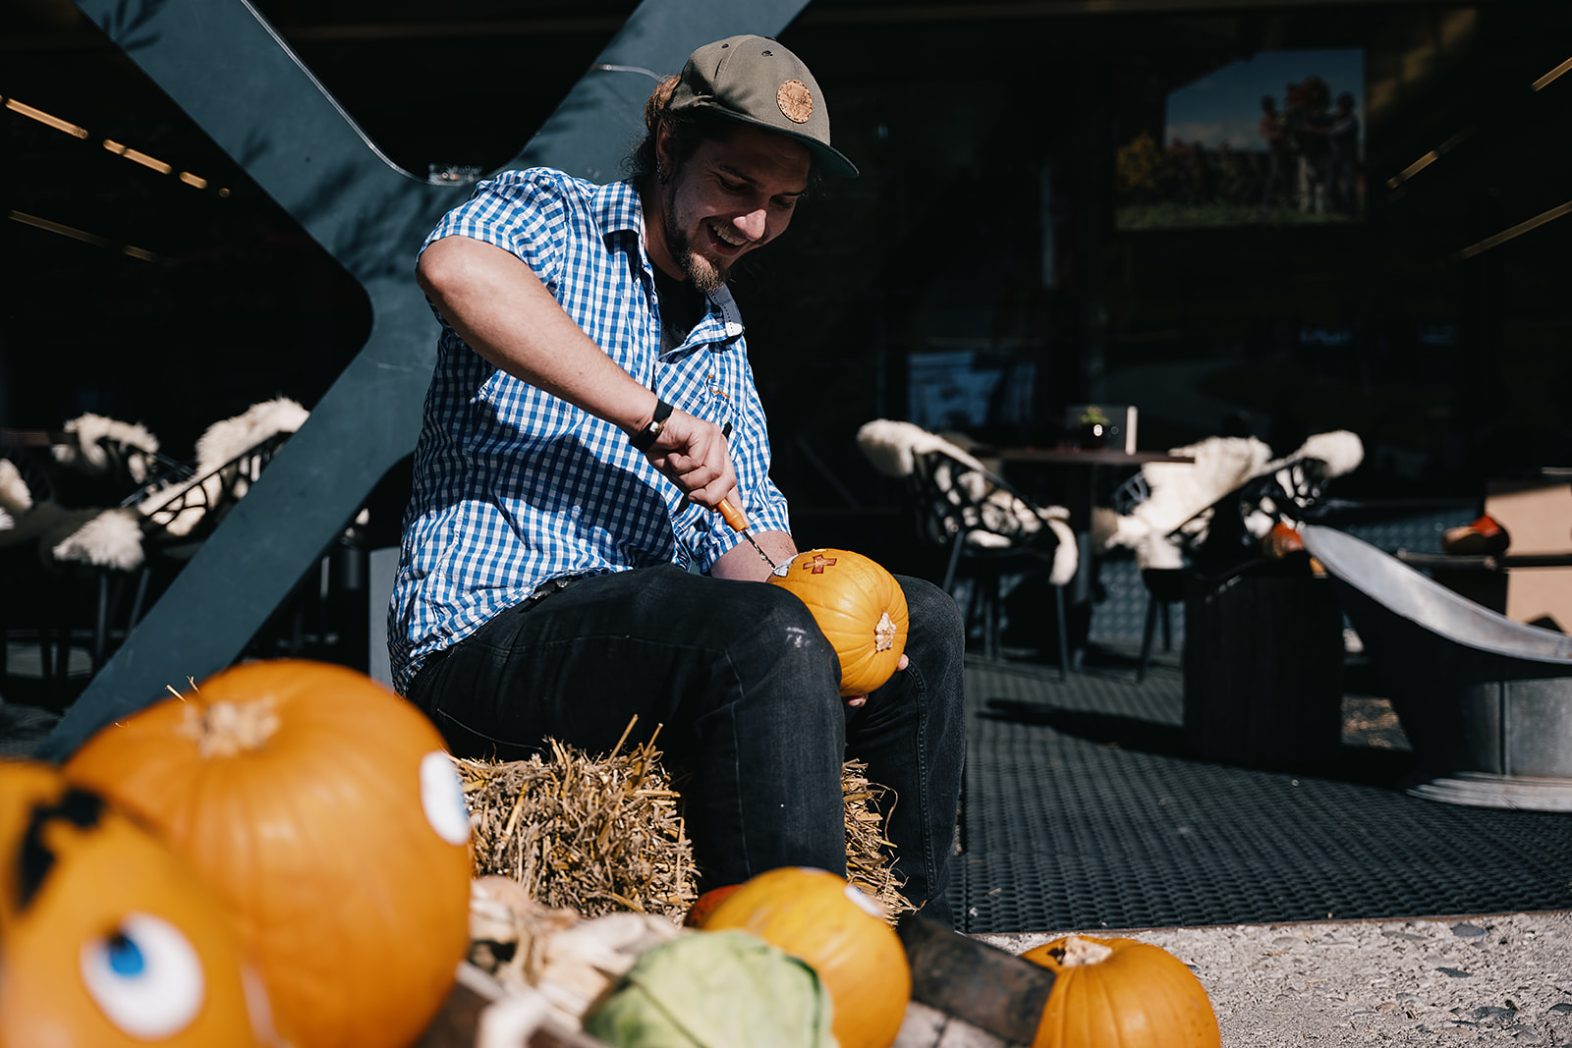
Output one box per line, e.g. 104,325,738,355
40,0,810,759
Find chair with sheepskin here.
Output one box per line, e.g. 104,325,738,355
856,419,1078,676
2,416,186,692
1100,430,1365,681
47,398,312,671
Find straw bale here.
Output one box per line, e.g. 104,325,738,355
454,719,913,924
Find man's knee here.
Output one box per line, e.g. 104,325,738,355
752,588,846,701
897,575,964,651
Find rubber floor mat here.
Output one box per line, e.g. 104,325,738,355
956,659,1572,933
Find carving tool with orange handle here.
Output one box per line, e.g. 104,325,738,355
718,422,778,571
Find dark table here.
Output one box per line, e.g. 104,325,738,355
971,446,1194,666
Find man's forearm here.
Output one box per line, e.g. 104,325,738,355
712,529,797,582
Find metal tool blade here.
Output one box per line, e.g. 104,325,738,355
716,421,777,570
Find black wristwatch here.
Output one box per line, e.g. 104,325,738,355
629,399,673,452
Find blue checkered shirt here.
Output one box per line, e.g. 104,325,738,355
388,168,792,693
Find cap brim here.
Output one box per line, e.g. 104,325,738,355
685,100,860,178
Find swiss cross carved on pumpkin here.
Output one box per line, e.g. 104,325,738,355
800,553,838,574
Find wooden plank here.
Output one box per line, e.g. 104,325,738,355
898,915,1054,1044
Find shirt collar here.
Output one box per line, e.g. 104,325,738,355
597,179,746,355
591,178,643,239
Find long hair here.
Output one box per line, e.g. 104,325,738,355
627,74,736,185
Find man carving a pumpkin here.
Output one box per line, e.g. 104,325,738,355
390,35,964,920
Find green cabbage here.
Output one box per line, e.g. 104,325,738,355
584,930,836,1047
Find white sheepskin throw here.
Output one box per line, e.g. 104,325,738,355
856,419,1078,586
48,398,310,568
0,457,32,518
1265,430,1364,482
51,413,162,483
1105,436,1272,568
193,397,309,477
1104,430,1363,568
50,508,144,571
139,397,308,539
1242,430,1365,538
856,419,985,480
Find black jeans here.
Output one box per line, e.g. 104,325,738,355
408,565,965,921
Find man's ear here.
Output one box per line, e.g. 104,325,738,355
654,123,674,181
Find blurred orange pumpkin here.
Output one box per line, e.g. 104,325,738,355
0,760,276,1046
683,883,740,928
767,548,909,696
65,659,473,1048
699,866,910,1048
1022,934,1220,1048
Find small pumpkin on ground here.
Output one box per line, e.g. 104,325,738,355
0,760,276,1046
1022,934,1220,1048
697,866,910,1048
64,659,474,1048
767,548,909,696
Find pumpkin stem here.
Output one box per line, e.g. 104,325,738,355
1054,935,1115,967
177,697,281,757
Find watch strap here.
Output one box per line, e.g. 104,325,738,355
630,399,674,451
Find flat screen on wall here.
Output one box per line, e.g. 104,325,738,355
907,349,1037,436
1115,48,1366,231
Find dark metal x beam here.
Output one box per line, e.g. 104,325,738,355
40,0,810,759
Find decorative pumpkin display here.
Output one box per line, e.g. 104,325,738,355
0,760,276,1046
65,659,474,1048
1022,935,1220,1048
682,884,740,928
1262,521,1306,559
699,866,910,1048
767,548,909,696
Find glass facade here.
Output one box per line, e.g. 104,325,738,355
4,0,1568,505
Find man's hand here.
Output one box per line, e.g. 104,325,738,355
845,653,909,708
639,407,738,510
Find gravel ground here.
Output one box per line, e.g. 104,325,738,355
983,911,1572,1046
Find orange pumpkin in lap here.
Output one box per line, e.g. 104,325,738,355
767,548,909,697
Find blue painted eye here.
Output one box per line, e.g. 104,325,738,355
81,914,205,1038
106,933,146,976
421,751,471,845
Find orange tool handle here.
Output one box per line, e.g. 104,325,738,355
715,421,749,533
718,497,749,533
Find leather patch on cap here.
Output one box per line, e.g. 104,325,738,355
777,79,813,124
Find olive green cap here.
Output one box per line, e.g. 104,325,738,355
670,35,859,178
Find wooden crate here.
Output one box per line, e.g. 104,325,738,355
417,917,1056,1047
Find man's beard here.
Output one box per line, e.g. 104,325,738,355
663,195,727,293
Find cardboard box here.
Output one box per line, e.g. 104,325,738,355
1504,565,1572,633
1485,479,1572,556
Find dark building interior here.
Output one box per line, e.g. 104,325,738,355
4,0,1570,636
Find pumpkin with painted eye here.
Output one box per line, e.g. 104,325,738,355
0,760,276,1046
767,548,910,696
66,659,474,1048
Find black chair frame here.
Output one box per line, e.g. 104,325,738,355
908,448,1071,678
